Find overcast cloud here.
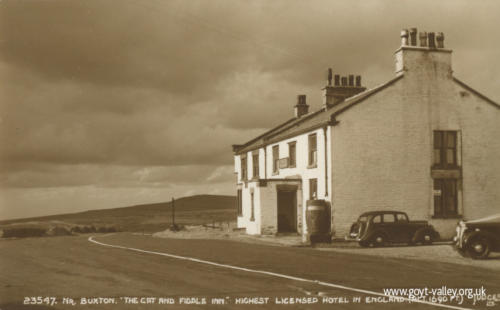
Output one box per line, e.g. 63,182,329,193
1,0,499,219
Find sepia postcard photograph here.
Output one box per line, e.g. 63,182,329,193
0,0,499,309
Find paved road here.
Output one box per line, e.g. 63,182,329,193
1,233,499,309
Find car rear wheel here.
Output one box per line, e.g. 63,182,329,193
370,233,386,247
467,237,491,259
421,232,433,245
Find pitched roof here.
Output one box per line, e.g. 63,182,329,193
453,77,500,109
234,74,499,155
234,75,404,154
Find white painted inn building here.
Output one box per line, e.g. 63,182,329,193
232,29,500,240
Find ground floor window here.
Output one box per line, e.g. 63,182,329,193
309,178,317,200
237,189,242,216
433,179,458,217
250,192,255,221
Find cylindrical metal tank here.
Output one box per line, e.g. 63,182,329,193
306,199,331,244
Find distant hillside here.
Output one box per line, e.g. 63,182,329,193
0,195,236,233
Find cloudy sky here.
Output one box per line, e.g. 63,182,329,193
1,0,499,219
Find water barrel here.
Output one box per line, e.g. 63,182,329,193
306,199,331,244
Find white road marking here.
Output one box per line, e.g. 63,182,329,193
88,236,471,310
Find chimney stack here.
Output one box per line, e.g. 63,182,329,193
395,28,452,76
322,70,366,109
294,94,309,118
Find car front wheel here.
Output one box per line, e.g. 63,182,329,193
467,237,491,259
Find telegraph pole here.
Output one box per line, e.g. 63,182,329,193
171,197,175,227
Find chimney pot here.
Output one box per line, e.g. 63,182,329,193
436,32,444,48
327,68,333,85
297,94,306,105
419,31,428,47
355,75,361,87
295,94,309,118
341,77,347,86
401,29,409,46
409,28,417,46
334,74,340,86
348,75,354,86
428,32,436,48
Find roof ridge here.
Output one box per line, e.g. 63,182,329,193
233,74,405,155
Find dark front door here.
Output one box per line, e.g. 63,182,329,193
277,190,297,233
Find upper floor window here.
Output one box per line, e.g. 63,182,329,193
288,142,296,168
272,145,279,174
252,153,259,178
308,134,317,167
433,131,457,169
241,157,247,180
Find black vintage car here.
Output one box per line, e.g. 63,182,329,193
454,214,500,259
347,211,440,247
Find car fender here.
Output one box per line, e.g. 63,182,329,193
463,230,495,246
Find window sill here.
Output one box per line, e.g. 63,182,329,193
289,164,296,168
432,215,462,219
431,165,461,170
307,164,317,169
272,171,279,176
431,169,461,179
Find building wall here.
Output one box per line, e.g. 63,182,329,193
237,181,261,235
234,127,330,236
330,80,430,238
451,83,500,222
331,48,500,239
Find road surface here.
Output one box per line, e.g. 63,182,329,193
1,233,499,309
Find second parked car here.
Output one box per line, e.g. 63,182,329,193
454,214,500,259
347,211,440,247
